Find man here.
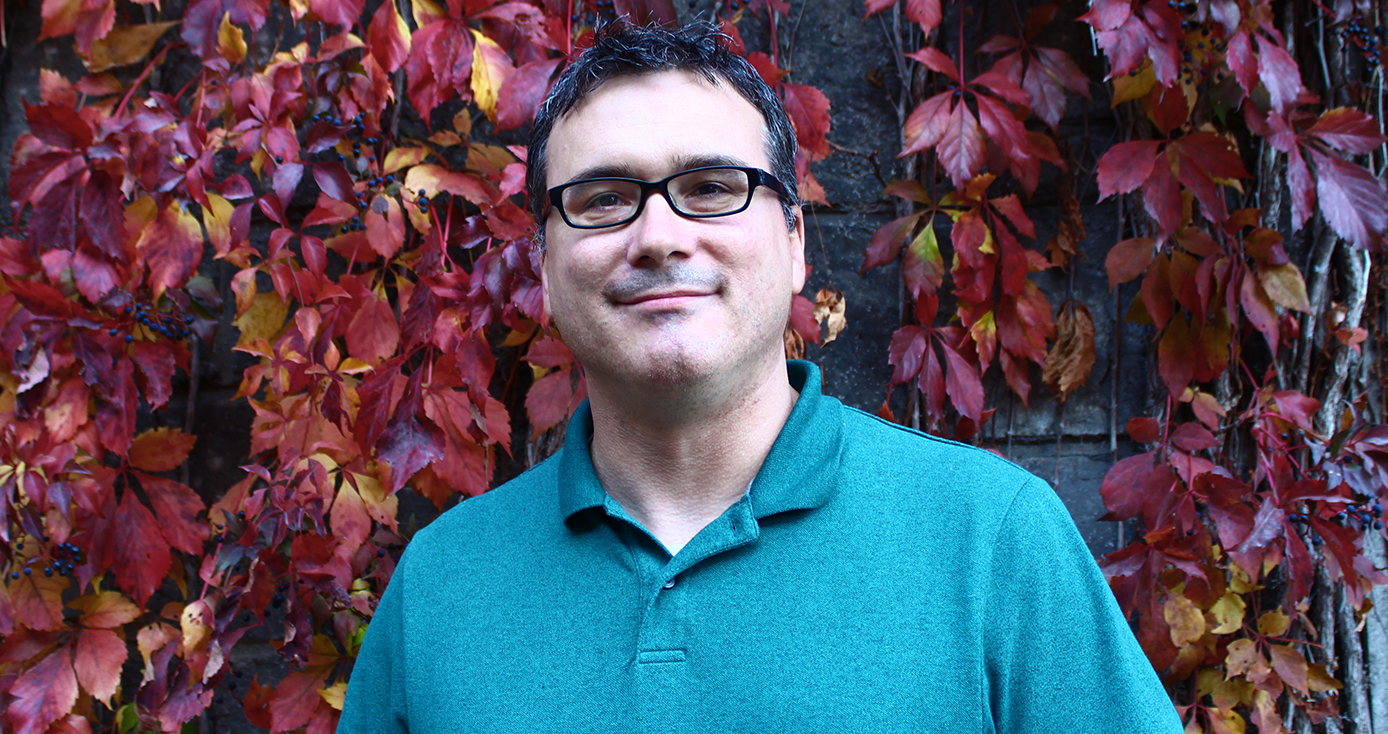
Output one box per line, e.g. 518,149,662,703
340,22,1182,732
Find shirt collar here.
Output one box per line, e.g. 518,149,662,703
557,360,844,523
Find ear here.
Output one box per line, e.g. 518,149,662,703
789,208,807,293
539,242,553,319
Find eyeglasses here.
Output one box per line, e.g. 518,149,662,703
547,166,790,230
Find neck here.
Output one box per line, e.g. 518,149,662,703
585,359,798,555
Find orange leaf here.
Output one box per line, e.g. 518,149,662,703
365,197,406,260
128,427,197,473
81,21,178,72
1267,644,1310,696
329,481,371,552
346,292,400,366
9,570,68,631
71,590,140,629
1105,237,1155,288
136,203,204,300
74,628,126,705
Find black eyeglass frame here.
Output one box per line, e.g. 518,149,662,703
546,165,791,230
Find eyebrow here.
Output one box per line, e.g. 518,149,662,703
561,154,751,186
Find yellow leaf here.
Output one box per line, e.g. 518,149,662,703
1164,593,1206,646
217,13,247,64
1308,662,1343,692
382,146,430,175
1257,609,1289,637
411,0,445,27
1112,62,1156,106
1209,592,1246,634
233,292,289,347
319,681,348,710
82,21,178,72
1228,564,1257,594
1258,263,1310,312
469,29,512,122
180,600,212,654
428,130,464,147
1210,707,1246,734
1212,677,1252,709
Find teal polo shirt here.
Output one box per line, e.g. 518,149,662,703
340,361,1182,733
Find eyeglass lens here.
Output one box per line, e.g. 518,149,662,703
560,168,753,228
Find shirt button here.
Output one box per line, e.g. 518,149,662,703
662,578,677,590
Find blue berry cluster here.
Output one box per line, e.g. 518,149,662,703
112,302,192,342
7,540,83,579
1335,19,1384,66
1336,502,1384,531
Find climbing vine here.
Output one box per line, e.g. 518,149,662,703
0,0,1386,731
868,0,1388,729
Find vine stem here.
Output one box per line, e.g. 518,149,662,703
115,44,174,118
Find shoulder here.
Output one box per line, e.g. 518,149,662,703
833,402,1040,501
406,451,563,558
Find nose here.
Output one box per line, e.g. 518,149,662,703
625,187,692,267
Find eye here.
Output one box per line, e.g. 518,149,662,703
585,191,627,210
688,180,733,198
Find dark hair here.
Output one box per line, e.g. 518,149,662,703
526,21,800,243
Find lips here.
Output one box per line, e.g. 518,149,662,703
619,289,715,305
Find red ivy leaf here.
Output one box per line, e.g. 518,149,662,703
137,473,207,555
781,83,832,160
1306,107,1386,153
905,47,959,82
4,646,78,733
1256,37,1303,114
526,367,578,435
367,0,411,73
887,325,930,384
74,628,126,705
861,212,922,273
937,101,986,190
1309,149,1388,250
905,0,942,34
900,92,954,157
113,491,172,606
1096,140,1160,199
496,58,562,132
939,339,984,423
136,203,204,300
1101,452,1157,520
1106,237,1155,288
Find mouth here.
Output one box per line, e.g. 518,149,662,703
619,289,716,306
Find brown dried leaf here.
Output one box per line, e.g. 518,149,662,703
811,288,847,345
1042,301,1096,401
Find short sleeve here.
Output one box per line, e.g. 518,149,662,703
339,554,411,734
983,477,1184,733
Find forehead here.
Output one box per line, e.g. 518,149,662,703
545,70,771,186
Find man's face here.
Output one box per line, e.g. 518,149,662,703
540,71,806,391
